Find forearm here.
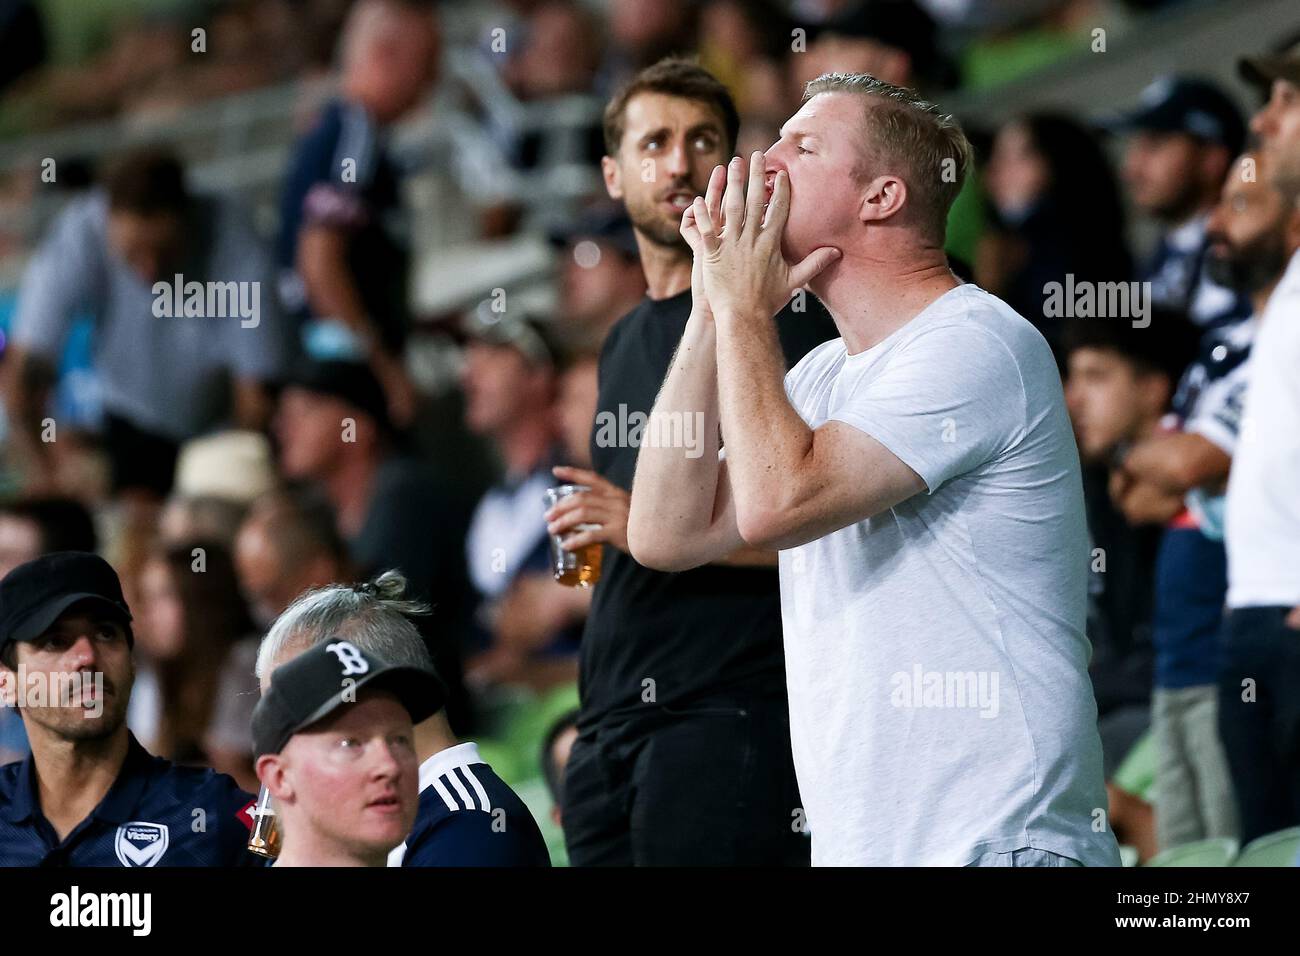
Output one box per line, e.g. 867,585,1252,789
1116,477,1185,525
1124,433,1230,495
1,349,56,475
297,228,383,351
713,305,813,541
626,310,728,569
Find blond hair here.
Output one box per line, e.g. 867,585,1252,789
804,73,971,243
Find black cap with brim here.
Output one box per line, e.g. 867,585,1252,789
1239,44,1300,92
9,594,132,647
252,641,445,758
281,359,394,438
1100,76,1245,155
0,552,134,658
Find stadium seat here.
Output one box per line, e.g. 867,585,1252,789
1231,827,1300,867
1146,838,1239,867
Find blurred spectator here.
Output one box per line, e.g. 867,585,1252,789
1220,41,1300,843
460,311,585,690
273,358,476,732
550,206,646,343
790,0,954,95
278,0,441,425
2,149,289,500
1111,76,1250,329
698,0,793,117
0,497,97,579
502,0,604,100
1114,151,1300,851
234,491,352,632
1062,310,1201,775
979,112,1132,363
129,540,260,792
598,0,700,93
541,707,581,827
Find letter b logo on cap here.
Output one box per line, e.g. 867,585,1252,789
325,641,369,676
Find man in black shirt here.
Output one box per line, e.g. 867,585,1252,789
544,59,836,865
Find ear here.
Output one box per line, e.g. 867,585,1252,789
859,173,908,225
257,754,292,802
601,155,623,201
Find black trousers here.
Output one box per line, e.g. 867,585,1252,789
562,692,810,866
1217,605,1300,843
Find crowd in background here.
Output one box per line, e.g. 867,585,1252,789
0,0,1298,865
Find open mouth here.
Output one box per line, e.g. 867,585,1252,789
662,189,695,213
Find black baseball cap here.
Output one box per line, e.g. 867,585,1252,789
1239,39,1300,93
1104,76,1246,155
0,552,133,660
547,205,639,260
282,359,394,436
252,641,445,758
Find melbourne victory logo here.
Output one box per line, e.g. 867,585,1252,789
114,821,170,867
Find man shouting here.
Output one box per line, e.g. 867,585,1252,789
627,73,1120,867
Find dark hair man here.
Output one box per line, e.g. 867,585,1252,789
545,57,836,866
0,552,256,866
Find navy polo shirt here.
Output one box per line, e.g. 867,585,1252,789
388,742,551,867
0,734,257,867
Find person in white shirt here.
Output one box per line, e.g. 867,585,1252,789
1220,43,1300,844
625,72,1119,866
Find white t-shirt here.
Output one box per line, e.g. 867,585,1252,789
779,283,1118,866
1226,249,1300,608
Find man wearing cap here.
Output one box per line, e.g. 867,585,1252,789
1219,40,1300,842
0,552,257,866
1112,75,1251,329
254,574,550,866
459,312,589,687
252,639,440,866
274,358,475,732
551,205,646,343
